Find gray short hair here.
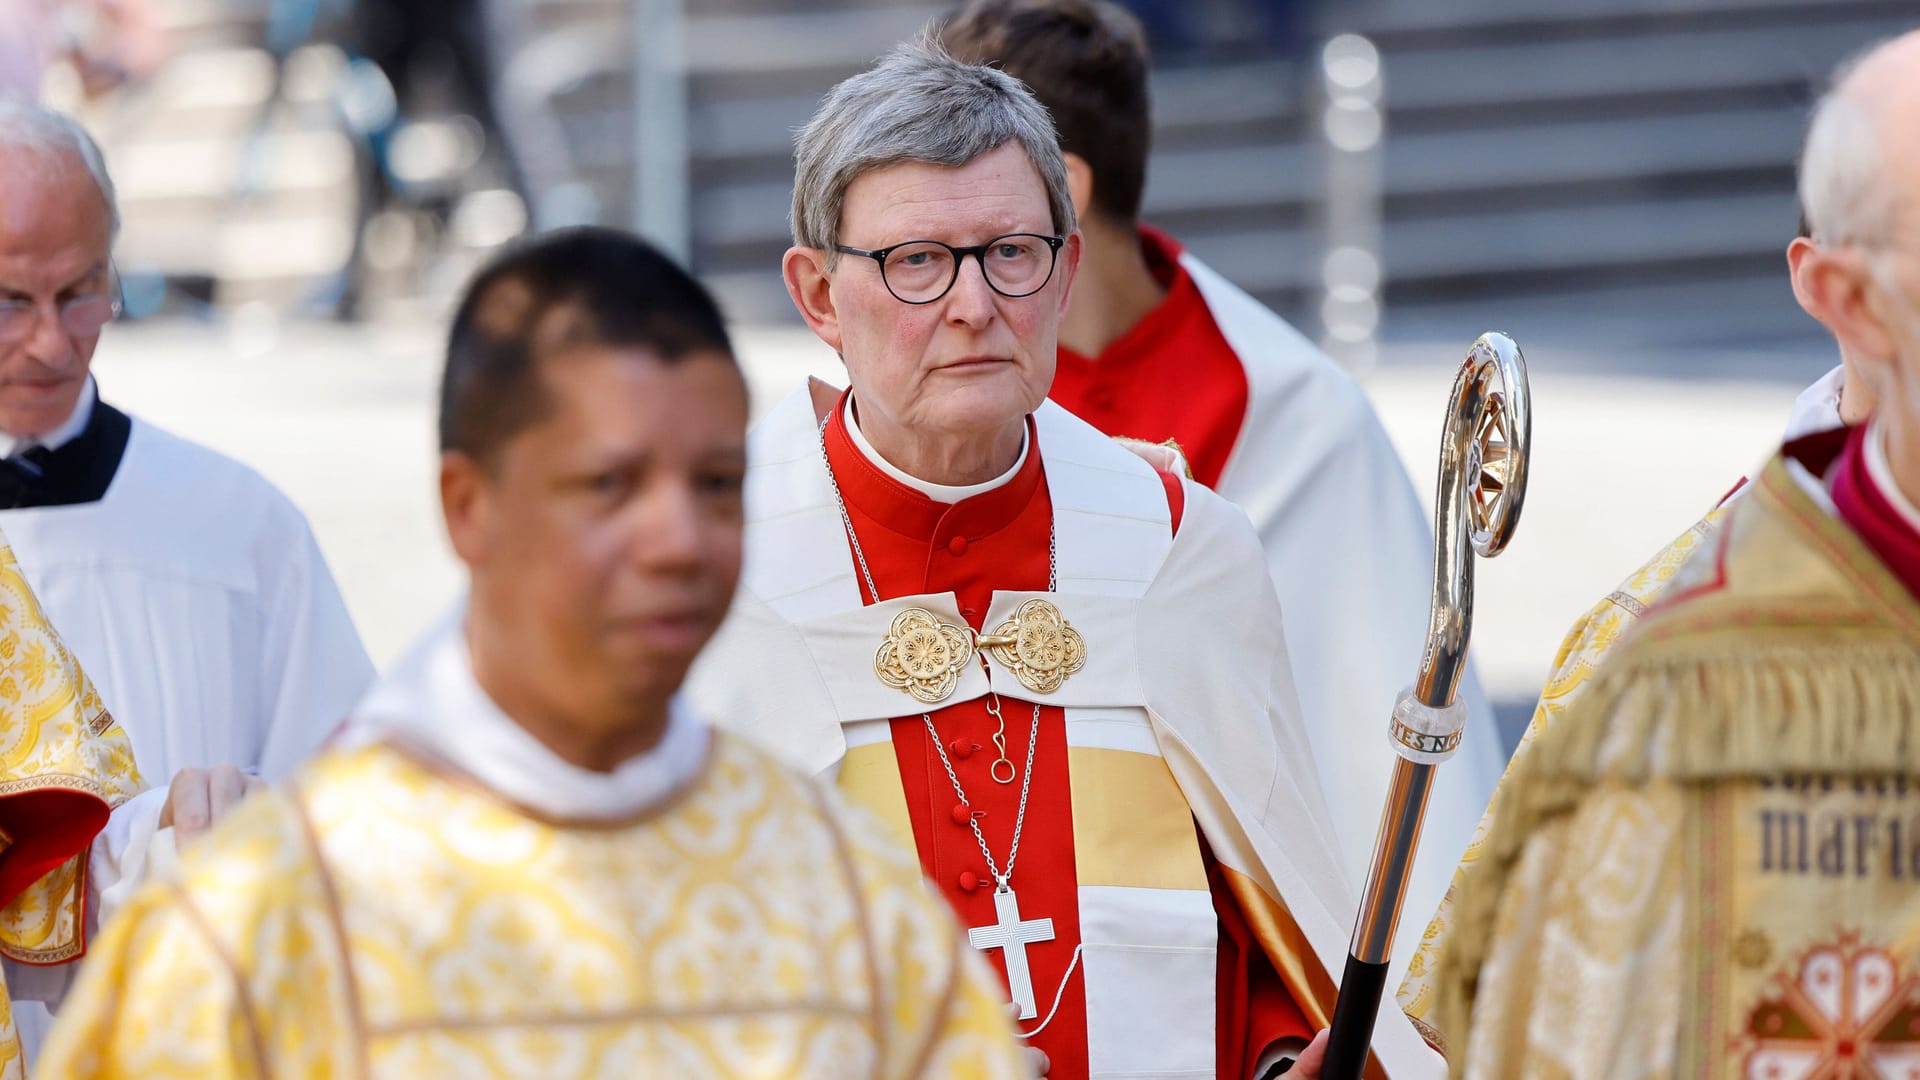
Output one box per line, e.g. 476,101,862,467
790,31,1075,264
0,95,120,242
1798,42,1898,248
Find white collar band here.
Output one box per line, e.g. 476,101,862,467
344,604,712,822
842,395,1029,504
0,376,95,458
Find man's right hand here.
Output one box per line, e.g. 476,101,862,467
157,764,262,846
1285,1030,1329,1078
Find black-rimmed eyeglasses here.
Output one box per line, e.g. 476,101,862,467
834,233,1065,305
0,269,123,345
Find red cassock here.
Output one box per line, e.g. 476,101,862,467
823,397,1310,1079
1049,225,1249,491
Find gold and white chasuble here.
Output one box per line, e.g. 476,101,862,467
688,384,1445,1079
0,532,143,1080
1395,504,1732,1046
1399,367,1849,1056
37,614,1029,1079
1428,435,1920,1079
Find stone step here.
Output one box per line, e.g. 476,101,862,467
683,4,945,77
684,58,1304,168
1377,12,1910,119
684,98,1806,265
1381,269,1818,353
114,128,354,202
118,211,353,279
1342,0,1903,41
152,0,267,49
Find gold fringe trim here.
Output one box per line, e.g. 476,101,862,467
1429,634,1920,1064
1543,640,1920,784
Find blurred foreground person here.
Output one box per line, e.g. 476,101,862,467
688,35,1436,1080
938,0,1503,945
39,229,1030,1080
1396,213,1878,1044
1424,32,1920,1076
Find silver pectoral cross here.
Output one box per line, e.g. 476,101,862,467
966,886,1055,1020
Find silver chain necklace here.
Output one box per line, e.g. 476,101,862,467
817,409,1049,884
818,407,1063,1021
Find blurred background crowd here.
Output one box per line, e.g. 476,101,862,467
6,0,1906,744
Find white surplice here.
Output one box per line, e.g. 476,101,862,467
0,409,374,781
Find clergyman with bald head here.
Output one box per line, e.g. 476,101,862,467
686,31,1443,1080
1421,33,1920,1077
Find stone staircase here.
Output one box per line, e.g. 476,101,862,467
83,0,1920,357
483,0,1918,353
1337,0,1917,354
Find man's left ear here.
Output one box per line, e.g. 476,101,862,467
782,246,844,353
1055,230,1084,315
1787,236,1821,318
440,451,494,568
1798,245,1899,368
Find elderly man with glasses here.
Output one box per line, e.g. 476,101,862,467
689,34,1441,1080
0,96,375,1062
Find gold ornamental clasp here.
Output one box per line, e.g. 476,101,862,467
874,600,1087,702
982,598,1086,696
874,608,975,704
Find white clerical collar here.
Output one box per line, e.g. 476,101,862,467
1863,417,1920,536
843,396,1029,504
0,376,94,457
346,604,711,822
1783,364,1847,441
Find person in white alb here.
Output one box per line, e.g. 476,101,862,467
0,96,375,1059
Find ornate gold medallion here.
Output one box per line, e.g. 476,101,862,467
874,608,975,704
979,598,1086,696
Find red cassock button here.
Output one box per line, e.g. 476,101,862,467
950,802,973,826
958,871,981,892
947,535,969,557
947,739,976,759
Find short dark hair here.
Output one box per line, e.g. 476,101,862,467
439,228,735,465
940,0,1152,225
